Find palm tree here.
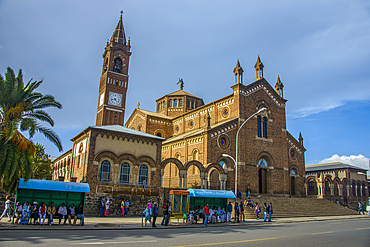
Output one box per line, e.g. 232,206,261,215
0,67,62,192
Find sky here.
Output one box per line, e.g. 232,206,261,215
0,0,369,172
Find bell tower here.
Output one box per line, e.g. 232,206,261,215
96,11,131,126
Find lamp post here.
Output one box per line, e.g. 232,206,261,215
222,107,266,222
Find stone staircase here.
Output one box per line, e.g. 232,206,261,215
240,195,358,219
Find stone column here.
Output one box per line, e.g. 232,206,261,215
339,184,343,196
355,185,358,196
179,176,183,189
304,184,308,196
360,185,363,197
160,169,164,187
330,184,334,196
346,185,350,198
220,174,228,191
179,170,187,189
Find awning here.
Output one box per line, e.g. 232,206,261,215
18,178,90,193
187,189,236,199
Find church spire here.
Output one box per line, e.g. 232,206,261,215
233,59,244,85
275,75,284,98
254,55,264,80
299,132,304,146
110,11,126,44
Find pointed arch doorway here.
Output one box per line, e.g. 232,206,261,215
258,158,268,194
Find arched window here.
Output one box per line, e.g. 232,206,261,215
119,163,130,184
156,132,162,137
195,102,198,108
191,101,194,109
99,160,111,182
192,150,198,160
257,116,262,137
174,99,178,107
169,99,173,107
157,104,160,111
179,99,183,107
163,101,165,109
219,160,227,172
263,117,267,138
352,181,356,196
258,158,268,167
357,183,361,197
138,165,148,185
290,169,296,175
362,183,366,197
187,100,190,108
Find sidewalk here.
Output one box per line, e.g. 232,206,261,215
0,215,368,230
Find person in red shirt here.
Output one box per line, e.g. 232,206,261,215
203,203,209,226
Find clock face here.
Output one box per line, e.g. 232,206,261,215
99,92,105,107
108,92,122,106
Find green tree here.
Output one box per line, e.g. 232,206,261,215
33,143,54,179
0,67,62,192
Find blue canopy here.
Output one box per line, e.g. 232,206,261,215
18,178,90,193
187,189,236,199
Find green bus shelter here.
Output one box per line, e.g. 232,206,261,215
16,178,90,209
187,189,236,210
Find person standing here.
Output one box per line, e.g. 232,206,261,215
203,203,210,226
263,203,268,222
227,202,233,222
0,195,13,222
268,202,273,221
98,197,104,217
143,203,152,226
240,201,245,222
152,202,158,227
255,203,260,220
161,201,169,226
235,203,240,223
47,202,56,225
104,197,110,217
120,199,125,217
124,199,130,217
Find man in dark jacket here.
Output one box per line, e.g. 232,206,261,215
268,202,273,222
152,202,158,227
161,201,169,226
227,202,233,222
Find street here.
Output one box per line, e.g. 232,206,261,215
0,218,369,246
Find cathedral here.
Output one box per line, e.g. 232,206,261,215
52,14,306,215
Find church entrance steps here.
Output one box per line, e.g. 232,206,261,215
240,195,358,219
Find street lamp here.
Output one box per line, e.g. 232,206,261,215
222,107,267,222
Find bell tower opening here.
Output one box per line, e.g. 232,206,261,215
95,12,132,126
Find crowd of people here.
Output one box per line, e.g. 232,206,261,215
0,195,85,226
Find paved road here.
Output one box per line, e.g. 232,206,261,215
0,218,369,246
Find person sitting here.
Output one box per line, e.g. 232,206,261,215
14,202,23,224
47,202,56,225
30,202,39,225
68,203,77,226
38,202,47,225
58,203,68,225
76,204,85,226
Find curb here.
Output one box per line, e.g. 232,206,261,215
0,215,368,231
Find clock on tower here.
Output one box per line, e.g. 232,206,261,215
96,13,131,126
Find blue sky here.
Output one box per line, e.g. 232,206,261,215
0,0,369,171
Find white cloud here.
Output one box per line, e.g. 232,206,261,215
319,154,369,174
